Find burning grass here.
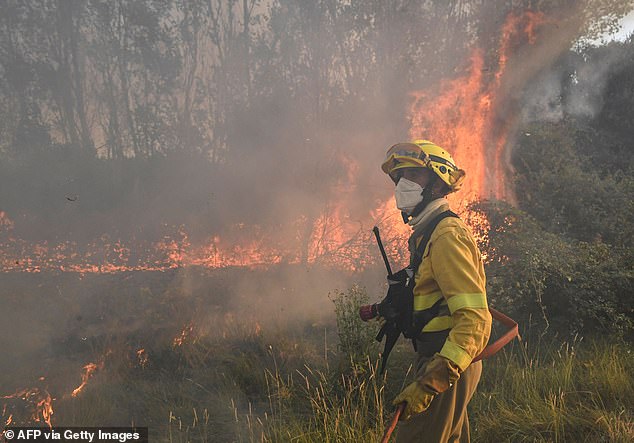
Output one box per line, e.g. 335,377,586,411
2,276,632,442
0,9,555,279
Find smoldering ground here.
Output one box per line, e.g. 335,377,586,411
0,265,388,433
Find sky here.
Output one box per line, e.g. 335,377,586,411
598,9,634,43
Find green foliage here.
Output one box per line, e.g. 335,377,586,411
330,284,378,366
514,120,634,247
249,329,634,443
594,36,634,142
255,357,388,443
473,338,634,442
498,59,634,338
476,201,634,338
161,311,634,443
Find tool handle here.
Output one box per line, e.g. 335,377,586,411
373,226,393,276
381,402,406,443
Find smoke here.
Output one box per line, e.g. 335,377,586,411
2,1,634,431
515,1,634,124
522,43,630,122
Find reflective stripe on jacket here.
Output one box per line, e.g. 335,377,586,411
412,216,492,371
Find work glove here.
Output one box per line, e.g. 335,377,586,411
419,354,461,394
392,380,435,421
392,354,462,421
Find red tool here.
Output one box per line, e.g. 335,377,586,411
381,403,406,443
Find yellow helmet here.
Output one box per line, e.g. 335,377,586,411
381,139,466,192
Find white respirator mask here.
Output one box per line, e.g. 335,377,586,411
394,178,424,215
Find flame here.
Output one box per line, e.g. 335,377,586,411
173,323,195,348
462,207,492,263
0,13,546,275
136,349,149,368
36,392,53,428
71,360,104,397
409,11,547,206
2,386,53,428
0,183,374,274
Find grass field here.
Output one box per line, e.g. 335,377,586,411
1,277,632,442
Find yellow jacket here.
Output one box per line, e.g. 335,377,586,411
412,215,492,371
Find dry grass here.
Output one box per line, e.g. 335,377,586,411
3,283,632,442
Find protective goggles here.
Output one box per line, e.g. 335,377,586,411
382,143,430,176
384,143,429,162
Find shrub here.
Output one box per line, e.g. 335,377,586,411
474,201,634,339
330,284,379,367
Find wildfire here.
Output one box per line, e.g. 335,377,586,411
136,348,149,368
462,208,492,263
173,323,195,348
71,360,104,397
0,12,546,275
409,11,547,207
2,386,53,428
36,391,53,428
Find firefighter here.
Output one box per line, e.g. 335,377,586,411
382,140,492,442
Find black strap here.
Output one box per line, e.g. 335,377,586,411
377,323,399,374
407,209,458,352
377,209,459,374
411,209,459,270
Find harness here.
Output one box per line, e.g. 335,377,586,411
375,210,458,373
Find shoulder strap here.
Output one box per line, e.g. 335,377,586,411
411,210,459,271
405,210,459,354
377,210,460,375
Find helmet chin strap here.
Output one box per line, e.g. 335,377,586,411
401,174,437,223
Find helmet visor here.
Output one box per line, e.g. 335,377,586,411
385,143,428,162
382,143,429,175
